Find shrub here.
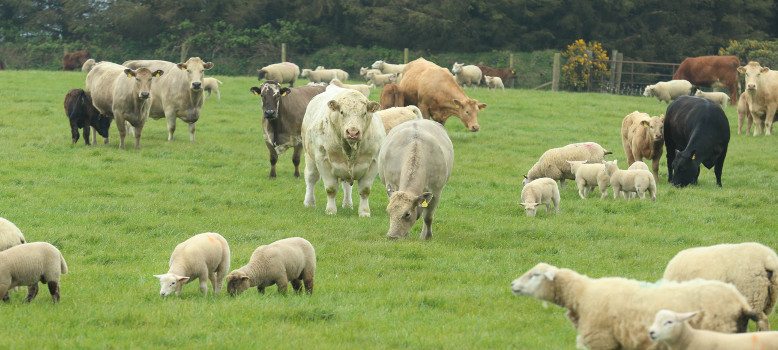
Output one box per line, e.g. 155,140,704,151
719,39,778,68
561,39,609,90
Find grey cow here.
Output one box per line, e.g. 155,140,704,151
378,119,454,240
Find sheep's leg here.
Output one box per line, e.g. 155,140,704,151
209,272,218,294
1,290,8,303
257,285,266,294
188,122,196,142
25,283,39,302
292,144,303,178
303,154,319,208
612,185,620,199
265,141,278,178
577,181,586,199
302,271,314,295
291,279,302,294
275,277,289,295
341,181,353,209
198,273,209,295
47,281,59,303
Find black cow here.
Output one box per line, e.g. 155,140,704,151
64,89,113,145
664,96,730,187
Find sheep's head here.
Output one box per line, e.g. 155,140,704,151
694,89,703,96
648,309,698,343
519,202,540,217
603,159,618,176
566,160,587,174
154,273,189,297
371,60,384,70
226,270,251,296
511,263,559,301
643,85,655,97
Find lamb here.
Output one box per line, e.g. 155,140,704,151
257,62,300,86
360,67,382,81
484,75,505,90
567,161,610,199
736,92,753,135
629,161,650,171
649,309,778,350
643,80,693,103
605,159,657,200
367,72,398,87
313,66,349,81
371,60,406,75
81,58,96,72
329,78,371,98
379,83,404,109
451,62,483,88
374,105,423,133
519,178,560,217
225,237,315,296
301,68,345,84
662,242,778,331
511,263,759,350
523,142,612,187
202,77,222,100
0,242,68,303
154,232,230,297
0,218,25,252
694,89,730,108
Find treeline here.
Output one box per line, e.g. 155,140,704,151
1,0,776,75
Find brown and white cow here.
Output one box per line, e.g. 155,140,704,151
673,55,740,104
737,61,778,136
399,58,486,132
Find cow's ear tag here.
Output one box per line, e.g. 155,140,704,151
421,200,429,208
691,154,696,160
281,90,289,96
126,73,133,78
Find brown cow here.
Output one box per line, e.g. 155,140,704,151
379,83,404,109
672,55,740,104
62,50,91,71
477,65,516,87
399,58,486,132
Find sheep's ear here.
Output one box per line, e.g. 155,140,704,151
677,311,698,321
153,274,165,280
328,100,340,111
640,120,650,127
177,276,190,283
250,87,261,95
737,66,746,74
280,88,291,96
240,276,250,281
543,270,556,281
523,174,528,179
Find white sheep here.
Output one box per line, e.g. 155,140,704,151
0,217,25,252
257,62,300,86
371,60,406,75
519,177,560,217
663,242,778,331
367,72,398,87
202,77,222,100
523,142,612,187
567,161,610,199
329,78,371,98
360,67,382,81
225,237,316,296
643,80,693,103
694,89,730,108
649,309,778,350
81,58,96,72
0,242,68,303
374,105,423,133
312,66,349,81
154,232,230,297
605,159,657,200
511,263,759,350
484,75,505,90
629,160,650,171
451,62,482,88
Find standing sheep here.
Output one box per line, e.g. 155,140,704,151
605,160,657,200
451,62,483,88
523,142,612,187
367,72,398,87
226,237,316,296
374,105,423,133
519,178,560,217
371,60,406,75
360,67,382,81
629,161,650,171
257,62,300,87
567,161,610,199
511,263,759,350
484,76,505,90
154,232,230,297
662,242,778,331
0,218,25,252
649,309,778,350
329,78,371,98
643,80,693,103
0,242,68,303
694,89,730,108
313,67,349,81
202,77,222,100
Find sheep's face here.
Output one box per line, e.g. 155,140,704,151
648,310,697,343
327,92,380,144
154,273,189,297
566,160,586,175
176,57,213,91
226,271,251,296
694,89,703,97
385,189,431,239
371,60,384,70
603,159,618,176
670,150,700,187
511,263,558,301
643,85,655,97
452,62,463,75
519,202,540,217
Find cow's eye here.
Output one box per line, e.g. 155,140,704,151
403,212,411,220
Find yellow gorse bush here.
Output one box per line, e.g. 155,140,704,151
561,39,609,89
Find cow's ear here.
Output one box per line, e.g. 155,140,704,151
280,88,291,96
124,68,136,78
453,99,465,108
477,102,487,110
177,63,187,70
737,66,746,74
152,70,164,78
250,87,261,95
416,192,433,208
328,100,340,111
366,101,380,113
640,120,649,127
761,67,770,73
203,62,214,70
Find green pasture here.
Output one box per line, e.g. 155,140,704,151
0,70,776,349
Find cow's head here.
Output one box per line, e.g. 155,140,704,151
177,57,214,91
671,149,700,187
738,61,770,92
250,81,290,120
327,90,380,144
92,115,114,138
124,68,164,99
641,115,665,142
452,98,486,132
385,186,432,239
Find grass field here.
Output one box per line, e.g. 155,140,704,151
0,70,776,349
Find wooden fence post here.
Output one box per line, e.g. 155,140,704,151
509,53,514,68
610,49,618,92
552,53,561,92
615,52,624,91
281,43,287,62
404,48,409,64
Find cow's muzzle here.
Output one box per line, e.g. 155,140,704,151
747,84,756,91
264,110,278,120
345,128,361,141
139,91,150,99
191,82,202,90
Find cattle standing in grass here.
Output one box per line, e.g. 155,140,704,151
664,96,730,187
379,83,404,109
86,62,164,149
621,111,664,180
250,81,326,178
302,85,384,217
63,50,90,71
737,92,754,136
122,57,213,142
399,58,486,132
64,89,113,145
673,55,740,104
737,61,778,136
477,65,516,87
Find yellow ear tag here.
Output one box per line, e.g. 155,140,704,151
691,154,696,160
126,73,133,78
281,90,289,96
421,200,429,208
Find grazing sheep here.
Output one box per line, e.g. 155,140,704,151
313,67,348,81
643,80,693,103
663,242,778,331
257,62,300,87
329,78,371,98
0,218,25,252
629,161,650,171
519,178,560,217
451,62,483,88
306,82,327,87
202,77,222,100
605,160,657,200
649,309,778,350
367,72,398,87
374,105,423,133
154,232,230,297
0,242,68,303
301,68,345,84
371,60,406,75
511,263,759,350
567,161,610,199
621,111,664,180
360,67,382,81
737,92,753,135
523,142,612,187
379,83,404,109
484,75,505,90
226,237,315,296
81,58,96,72
694,89,730,108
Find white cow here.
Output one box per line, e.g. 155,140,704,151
301,85,385,217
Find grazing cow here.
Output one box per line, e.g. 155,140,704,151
621,111,664,180
379,119,454,240
86,61,164,149
477,65,516,87
379,83,404,109
664,96,730,187
673,55,740,104
62,50,90,71
249,81,326,178
302,85,384,217
123,57,213,142
63,89,113,145
399,58,486,132
737,61,778,136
